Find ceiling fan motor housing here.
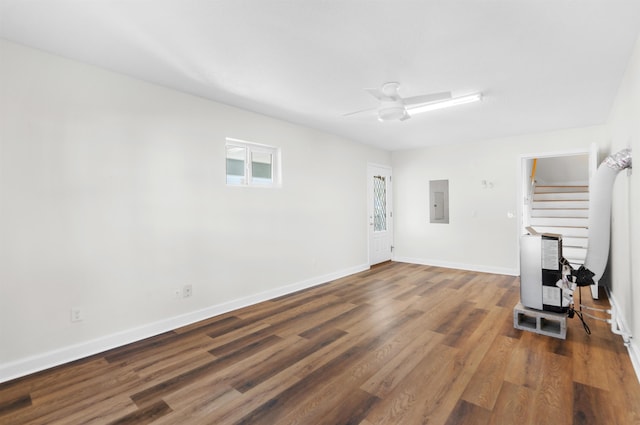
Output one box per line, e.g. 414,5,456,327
381,82,401,98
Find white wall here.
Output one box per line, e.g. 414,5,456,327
0,40,390,381
535,154,589,185
605,33,640,372
392,126,605,275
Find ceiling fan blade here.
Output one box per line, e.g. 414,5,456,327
347,84,453,121
403,91,452,106
343,107,377,117
365,88,399,102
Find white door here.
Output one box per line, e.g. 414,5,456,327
368,164,393,265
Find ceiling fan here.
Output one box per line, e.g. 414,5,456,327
344,82,481,122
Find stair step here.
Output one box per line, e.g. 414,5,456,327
535,185,589,193
567,259,586,268
563,246,587,260
530,217,588,227
533,192,589,201
529,226,589,237
531,200,589,209
530,209,589,218
562,236,589,248
527,182,591,253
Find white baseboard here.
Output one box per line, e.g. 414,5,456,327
627,341,640,384
394,256,519,276
0,263,369,383
605,287,640,383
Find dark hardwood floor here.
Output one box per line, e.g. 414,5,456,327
1,261,639,424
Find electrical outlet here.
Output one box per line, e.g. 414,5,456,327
174,288,182,299
71,308,83,322
183,284,193,298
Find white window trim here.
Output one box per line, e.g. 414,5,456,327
225,138,281,188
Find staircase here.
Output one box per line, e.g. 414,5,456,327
527,185,589,270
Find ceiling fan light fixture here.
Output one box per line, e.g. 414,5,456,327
344,83,480,122
407,92,483,116
377,106,407,122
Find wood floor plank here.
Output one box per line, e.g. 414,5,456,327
18,368,142,424
130,334,284,407
443,399,492,425
234,292,340,326
154,375,241,424
7,374,141,425
0,393,31,416
573,381,618,425
298,303,371,339
530,351,574,425
362,343,460,425
208,325,280,358
411,280,458,306
461,334,518,410
2,262,639,425
360,329,446,398
572,333,612,391
297,388,380,425
420,307,510,425
130,351,219,387
2,357,111,399
288,305,421,382
50,395,139,425
496,281,520,307
503,331,547,389
104,331,178,364
157,369,301,425
228,328,347,393
233,308,425,425
347,283,400,305
108,400,172,425
441,307,489,348
269,299,356,339
487,381,534,425
498,308,524,339
413,288,470,324
132,339,221,378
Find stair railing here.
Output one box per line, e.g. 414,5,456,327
528,158,537,202
524,159,537,229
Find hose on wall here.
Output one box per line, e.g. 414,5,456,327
581,148,632,284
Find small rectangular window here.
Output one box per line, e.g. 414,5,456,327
251,150,273,185
226,145,247,185
226,138,280,187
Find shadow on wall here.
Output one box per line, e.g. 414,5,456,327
535,154,589,185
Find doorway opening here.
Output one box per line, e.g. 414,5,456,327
519,144,598,298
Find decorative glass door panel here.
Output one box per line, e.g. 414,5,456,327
373,175,387,232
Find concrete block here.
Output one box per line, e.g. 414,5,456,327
514,302,567,339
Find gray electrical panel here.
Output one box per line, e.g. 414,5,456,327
429,180,449,224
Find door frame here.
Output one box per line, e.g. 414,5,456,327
367,163,393,266
517,143,598,297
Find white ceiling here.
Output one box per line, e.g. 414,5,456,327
1,0,640,151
